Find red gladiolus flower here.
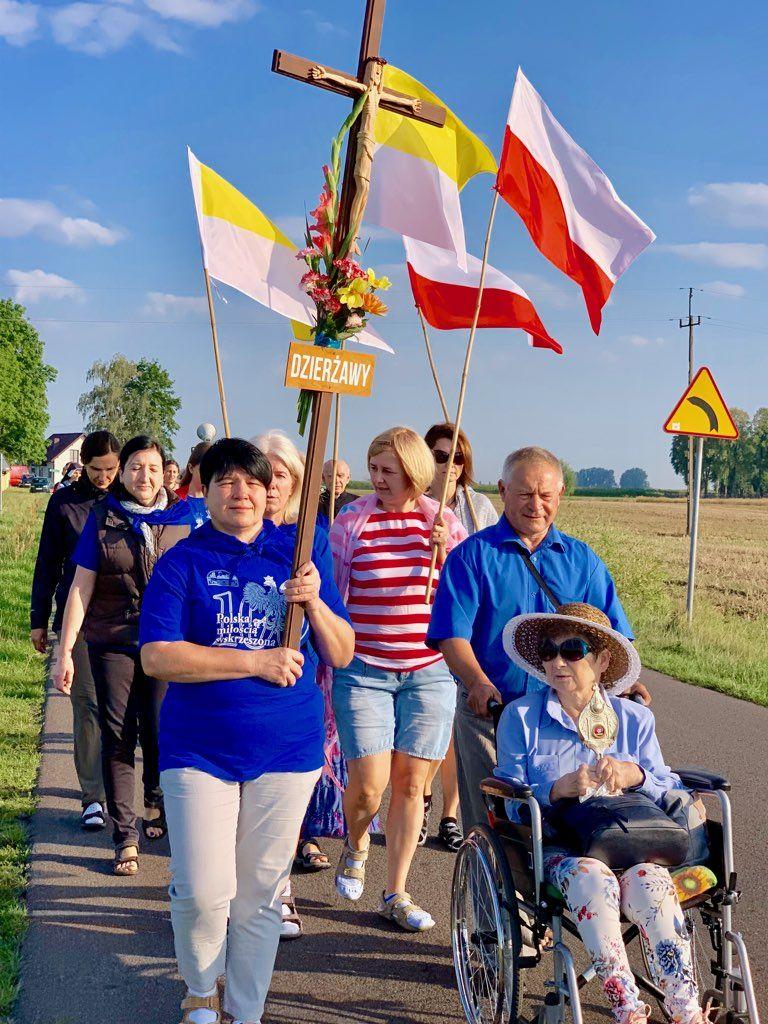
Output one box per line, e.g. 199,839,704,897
310,226,333,253
310,182,334,230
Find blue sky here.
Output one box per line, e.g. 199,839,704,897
2,0,767,485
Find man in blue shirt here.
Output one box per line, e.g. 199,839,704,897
427,446,645,831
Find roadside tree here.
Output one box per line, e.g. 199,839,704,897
0,299,56,462
576,467,616,489
619,467,649,490
77,355,181,450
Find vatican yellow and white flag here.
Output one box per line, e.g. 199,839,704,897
364,67,498,270
188,149,393,353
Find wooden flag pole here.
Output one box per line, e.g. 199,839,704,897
418,307,480,533
203,267,232,438
425,187,500,601
418,306,450,420
328,392,342,523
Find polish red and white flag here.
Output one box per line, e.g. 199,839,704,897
404,236,562,353
496,69,655,334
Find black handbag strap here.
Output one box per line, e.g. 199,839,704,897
515,545,560,609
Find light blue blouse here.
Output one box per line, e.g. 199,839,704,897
495,688,684,809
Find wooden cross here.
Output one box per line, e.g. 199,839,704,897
273,0,446,648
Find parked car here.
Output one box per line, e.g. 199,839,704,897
9,465,30,487
20,474,31,487
30,476,51,493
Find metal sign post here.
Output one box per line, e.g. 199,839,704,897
685,436,704,623
663,365,739,625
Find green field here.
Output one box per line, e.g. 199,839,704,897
544,496,768,706
0,489,48,1017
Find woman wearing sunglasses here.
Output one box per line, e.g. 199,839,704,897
424,423,498,536
496,602,711,1024
420,424,498,852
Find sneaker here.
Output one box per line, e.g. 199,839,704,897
377,891,435,932
80,802,105,831
417,795,432,847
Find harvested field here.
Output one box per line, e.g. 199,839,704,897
525,496,768,706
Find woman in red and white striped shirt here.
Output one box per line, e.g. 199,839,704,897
330,427,466,932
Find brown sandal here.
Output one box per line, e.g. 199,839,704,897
114,845,139,876
280,895,303,940
179,992,220,1023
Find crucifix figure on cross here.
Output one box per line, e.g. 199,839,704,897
272,0,446,649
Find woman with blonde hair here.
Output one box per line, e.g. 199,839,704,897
330,426,467,931
251,430,304,527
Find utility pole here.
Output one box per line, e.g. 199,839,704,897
679,287,701,535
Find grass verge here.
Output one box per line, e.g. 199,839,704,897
0,490,48,1018
557,498,768,707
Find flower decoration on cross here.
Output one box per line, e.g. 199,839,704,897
294,92,391,432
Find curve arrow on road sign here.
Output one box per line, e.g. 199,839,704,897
686,396,718,432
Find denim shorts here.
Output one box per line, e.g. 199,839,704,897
332,656,457,761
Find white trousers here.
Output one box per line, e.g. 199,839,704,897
162,766,320,1024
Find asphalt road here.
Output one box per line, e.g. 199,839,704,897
12,669,767,1024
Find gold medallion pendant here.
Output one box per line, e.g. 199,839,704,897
577,686,619,800
577,685,619,756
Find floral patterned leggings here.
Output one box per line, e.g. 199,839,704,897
545,855,701,1023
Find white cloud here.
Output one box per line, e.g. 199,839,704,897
7,268,85,304
144,291,207,316
699,280,746,299
658,242,768,270
300,7,344,34
144,0,259,26
0,0,38,45
512,271,572,308
0,198,126,246
276,215,395,247
620,333,665,348
688,182,768,228
49,3,181,55
2,0,262,54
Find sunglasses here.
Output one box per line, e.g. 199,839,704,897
433,449,465,466
538,637,593,663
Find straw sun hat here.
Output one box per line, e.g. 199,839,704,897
502,602,641,696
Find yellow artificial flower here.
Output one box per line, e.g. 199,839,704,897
337,277,368,309
366,268,391,291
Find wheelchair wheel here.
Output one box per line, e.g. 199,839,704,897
451,824,524,1023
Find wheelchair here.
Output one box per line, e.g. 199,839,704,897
450,752,761,1024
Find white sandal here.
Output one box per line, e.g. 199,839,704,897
179,992,220,1024
334,840,369,901
377,891,435,932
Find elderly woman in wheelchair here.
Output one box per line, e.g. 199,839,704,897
450,603,759,1024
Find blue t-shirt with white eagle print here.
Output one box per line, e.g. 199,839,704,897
139,518,349,782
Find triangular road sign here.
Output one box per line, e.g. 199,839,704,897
663,366,739,440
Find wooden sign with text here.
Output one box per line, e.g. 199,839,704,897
284,342,375,397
